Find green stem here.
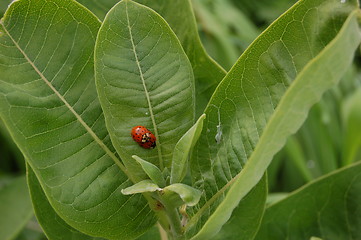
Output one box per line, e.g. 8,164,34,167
156,192,185,240
157,223,169,240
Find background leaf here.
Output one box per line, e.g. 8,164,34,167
0,176,33,240
192,0,259,70
188,0,361,238
26,164,101,240
255,162,361,240
0,119,25,174
342,88,361,165
0,0,12,18
75,0,117,20
0,0,156,239
95,0,195,174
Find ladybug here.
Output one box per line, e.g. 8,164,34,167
131,126,156,149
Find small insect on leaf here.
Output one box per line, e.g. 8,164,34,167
131,126,157,149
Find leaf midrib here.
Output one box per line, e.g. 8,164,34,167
0,20,131,180
125,1,164,170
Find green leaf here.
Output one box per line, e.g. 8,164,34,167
164,183,202,207
212,175,267,240
342,88,361,165
15,225,47,240
135,0,226,116
188,0,361,238
95,0,195,175
266,192,288,206
136,225,161,240
0,176,33,240
283,135,313,182
171,114,206,184
26,164,100,240
0,0,12,18
0,118,24,172
121,180,160,195
0,0,156,239
132,155,166,187
75,0,117,20
255,162,361,240
77,0,226,116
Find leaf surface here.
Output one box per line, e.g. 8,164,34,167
95,0,195,174
0,0,156,239
26,164,101,240
136,0,226,116
171,114,205,184
188,0,361,238
255,162,361,240
0,176,33,240
132,155,165,187
164,183,202,207
121,180,160,195
77,0,226,116
212,175,267,240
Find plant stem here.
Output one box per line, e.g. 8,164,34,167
158,222,169,240
157,192,185,240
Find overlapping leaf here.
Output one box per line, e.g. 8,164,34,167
255,162,361,240
188,0,361,238
0,0,156,239
0,176,33,240
95,0,195,173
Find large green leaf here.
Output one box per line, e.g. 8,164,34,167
255,162,361,239
0,0,156,239
77,0,226,116
95,0,195,173
212,175,267,240
26,164,100,240
135,0,226,116
188,0,361,238
0,176,33,240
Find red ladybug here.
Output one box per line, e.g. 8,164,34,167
131,126,156,149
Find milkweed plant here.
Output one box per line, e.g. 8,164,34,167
0,0,361,239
